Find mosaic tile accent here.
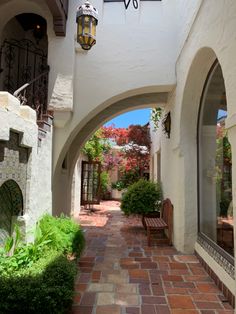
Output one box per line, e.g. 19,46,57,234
197,235,235,279
0,131,29,202
0,131,29,242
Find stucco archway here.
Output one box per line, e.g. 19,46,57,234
0,0,52,37
52,91,169,216
178,47,224,252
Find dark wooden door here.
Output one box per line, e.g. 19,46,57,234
81,161,101,205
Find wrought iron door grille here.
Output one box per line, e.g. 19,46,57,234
0,39,48,93
0,39,49,118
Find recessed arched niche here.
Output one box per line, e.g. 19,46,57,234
0,179,23,243
0,13,48,94
0,131,29,244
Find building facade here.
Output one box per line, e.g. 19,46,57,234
0,0,235,304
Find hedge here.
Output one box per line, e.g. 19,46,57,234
0,214,85,314
0,250,77,313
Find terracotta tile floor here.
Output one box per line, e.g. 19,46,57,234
72,201,233,314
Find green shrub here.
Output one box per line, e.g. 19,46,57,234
0,250,77,314
121,179,162,216
0,224,53,275
39,214,85,256
119,169,140,187
111,170,140,191
100,171,109,193
0,214,85,313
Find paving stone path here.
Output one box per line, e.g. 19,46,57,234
72,201,233,314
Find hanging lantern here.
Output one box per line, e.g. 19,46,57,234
76,0,98,50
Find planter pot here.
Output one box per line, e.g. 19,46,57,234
142,212,160,230
111,189,125,200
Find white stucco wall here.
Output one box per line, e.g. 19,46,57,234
150,0,236,293
50,0,182,175
47,0,188,215
175,0,202,54
150,0,236,253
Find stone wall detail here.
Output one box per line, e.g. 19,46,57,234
0,131,29,242
0,131,29,205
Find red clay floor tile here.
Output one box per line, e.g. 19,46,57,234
71,201,233,314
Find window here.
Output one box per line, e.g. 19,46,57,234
198,61,233,256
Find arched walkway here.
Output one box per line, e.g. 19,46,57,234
52,91,169,216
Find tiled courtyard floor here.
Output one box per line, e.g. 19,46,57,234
72,201,233,314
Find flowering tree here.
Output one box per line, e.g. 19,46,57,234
82,124,151,192
82,129,111,162
102,124,150,177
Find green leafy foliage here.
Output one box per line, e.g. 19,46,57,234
119,169,140,187
100,171,109,193
0,250,76,314
4,224,22,255
82,129,111,162
0,214,85,313
0,224,53,274
151,108,162,130
38,214,85,256
121,179,162,216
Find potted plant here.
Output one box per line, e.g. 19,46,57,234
111,181,126,200
120,179,162,228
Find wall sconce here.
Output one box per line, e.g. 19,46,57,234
162,112,171,138
76,0,98,50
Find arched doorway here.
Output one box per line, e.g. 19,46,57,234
0,13,49,118
0,180,23,243
198,61,233,256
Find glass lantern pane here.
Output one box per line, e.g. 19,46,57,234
84,16,90,34
91,18,96,37
78,17,83,34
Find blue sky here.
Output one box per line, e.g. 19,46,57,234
103,109,227,128
217,109,227,119
104,108,151,128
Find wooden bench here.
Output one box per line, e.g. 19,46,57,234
144,198,173,247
